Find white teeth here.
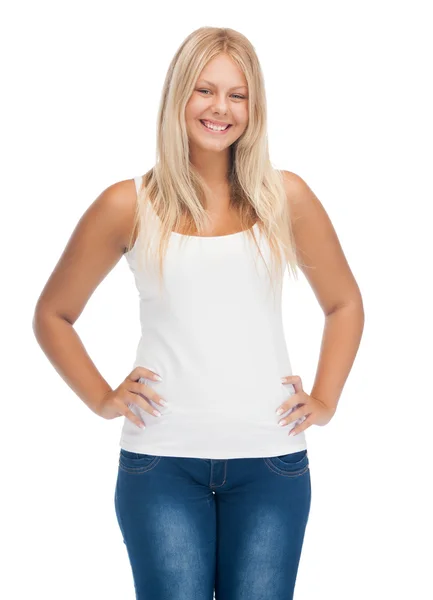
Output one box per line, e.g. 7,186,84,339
201,120,229,131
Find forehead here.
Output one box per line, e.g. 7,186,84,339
197,54,248,89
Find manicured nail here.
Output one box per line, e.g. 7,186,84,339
159,398,168,406
153,374,162,381
278,420,287,427
276,407,284,415
153,409,161,417
281,377,287,383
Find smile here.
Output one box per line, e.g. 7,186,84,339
199,120,233,134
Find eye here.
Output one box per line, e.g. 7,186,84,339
197,89,246,100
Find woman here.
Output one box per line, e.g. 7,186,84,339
33,26,364,600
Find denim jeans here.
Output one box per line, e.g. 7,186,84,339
114,448,311,599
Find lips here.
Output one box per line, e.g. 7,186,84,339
199,119,232,132
201,119,231,127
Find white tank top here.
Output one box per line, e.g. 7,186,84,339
119,175,307,459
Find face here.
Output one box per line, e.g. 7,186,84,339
185,53,249,154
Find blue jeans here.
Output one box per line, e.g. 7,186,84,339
114,448,311,599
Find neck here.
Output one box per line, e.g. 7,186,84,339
189,145,231,189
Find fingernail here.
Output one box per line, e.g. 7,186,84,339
278,420,287,427
280,377,287,382
159,398,168,406
153,374,162,381
276,407,284,415
153,409,161,417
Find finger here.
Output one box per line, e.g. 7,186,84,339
129,366,162,382
289,415,312,436
275,394,307,416
277,405,309,427
121,404,146,429
129,380,166,408
281,375,303,393
127,391,163,418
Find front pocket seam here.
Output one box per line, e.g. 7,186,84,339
263,457,309,478
118,455,162,474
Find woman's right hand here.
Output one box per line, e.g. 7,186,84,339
95,367,166,429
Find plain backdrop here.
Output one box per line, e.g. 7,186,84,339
2,1,432,598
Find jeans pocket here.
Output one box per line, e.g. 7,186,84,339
118,448,162,474
263,449,309,478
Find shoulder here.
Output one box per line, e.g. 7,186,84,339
279,169,324,229
279,169,315,207
91,177,139,252
278,171,362,312
94,177,137,215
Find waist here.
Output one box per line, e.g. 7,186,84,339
120,389,307,459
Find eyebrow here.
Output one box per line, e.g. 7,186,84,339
198,79,248,91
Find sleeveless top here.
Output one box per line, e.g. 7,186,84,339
119,175,307,459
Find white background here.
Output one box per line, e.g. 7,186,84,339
2,1,432,598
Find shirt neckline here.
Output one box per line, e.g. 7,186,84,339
137,175,259,240
169,221,259,240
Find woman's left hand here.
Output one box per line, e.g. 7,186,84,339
277,375,336,436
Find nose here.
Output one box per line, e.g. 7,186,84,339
211,93,228,115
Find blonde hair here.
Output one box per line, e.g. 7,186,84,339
128,26,300,299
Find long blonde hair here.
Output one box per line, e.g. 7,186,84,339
128,26,300,298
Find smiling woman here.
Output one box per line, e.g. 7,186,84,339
33,24,363,600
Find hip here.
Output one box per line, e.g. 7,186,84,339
119,412,307,459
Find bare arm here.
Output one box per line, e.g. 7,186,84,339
32,178,138,414
283,170,365,412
